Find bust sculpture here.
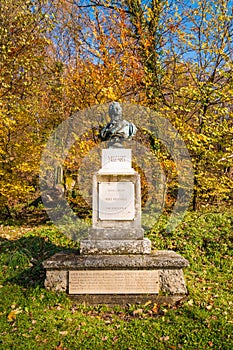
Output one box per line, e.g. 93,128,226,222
100,102,137,147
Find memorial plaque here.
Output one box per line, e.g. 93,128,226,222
98,181,134,220
69,270,159,294
102,148,132,170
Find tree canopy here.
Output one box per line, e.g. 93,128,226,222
1,0,233,218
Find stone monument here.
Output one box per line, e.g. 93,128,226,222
81,102,150,255
43,102,189,305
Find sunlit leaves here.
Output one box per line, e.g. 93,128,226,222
1,0,233,215
0,0,57,213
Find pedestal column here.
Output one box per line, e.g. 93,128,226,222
80,148,151,255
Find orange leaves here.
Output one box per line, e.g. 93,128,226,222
51,2,145,105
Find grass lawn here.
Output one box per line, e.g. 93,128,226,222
0,210,232,349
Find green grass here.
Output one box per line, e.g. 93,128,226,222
0,210,232,349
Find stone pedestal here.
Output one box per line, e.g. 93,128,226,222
43,147,189,305
80,238,151,255
80,148,151,255
43,250,189,305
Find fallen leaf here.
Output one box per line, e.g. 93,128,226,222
104,320,112,324
187,299,194,306
59,331,68,336
133,308,143,316
160,336,170,341
152,303,158,313
144,300,152,307
7,308,22,322
113,336,118,342
206,304,213,310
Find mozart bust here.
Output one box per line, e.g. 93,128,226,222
100,102,137,147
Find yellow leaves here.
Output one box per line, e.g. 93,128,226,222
187,299,194,307
151,303,159,313
142,39,152,52
0,182,35,200
201,42,208,50
1,117,16,127
7,306,22,322
65,176,76,191
144,7,154,22
186,132,210,149
196,133,209,143
101,87,118,101
7,311,17,322
218,14,227,22
16,162,33,173
144,300,152,307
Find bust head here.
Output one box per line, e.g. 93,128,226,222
100,101,137,145
109,102,122,122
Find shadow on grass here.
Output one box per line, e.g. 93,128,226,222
0,235,78,289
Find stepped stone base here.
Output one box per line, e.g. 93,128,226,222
43,250,189,305
88,228,145,240
69,294,187,306
80,238,151,255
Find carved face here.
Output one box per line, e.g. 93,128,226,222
109,102,122,122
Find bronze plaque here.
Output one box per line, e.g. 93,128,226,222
69,270,159,294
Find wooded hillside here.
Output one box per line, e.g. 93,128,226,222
1,0,233,218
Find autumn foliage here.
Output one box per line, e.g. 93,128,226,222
0,0,233,218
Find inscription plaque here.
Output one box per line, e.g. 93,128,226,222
102,149,132,170
98,182,134,220
69,270,159,294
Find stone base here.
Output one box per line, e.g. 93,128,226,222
70,294,187,306
88,228,145,240
80,238,151,255
43,250,189,305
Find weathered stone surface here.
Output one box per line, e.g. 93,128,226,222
91,172,142,231
69,270,159,294
82,156,149,255
43,250,189,303
44,270,67,292
80,238,151,255
88,228,144,240
101,148,133,172
159,269,187,294
43,250,189,270
42,142,190,305
70,294,187,306
98,181,135,220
